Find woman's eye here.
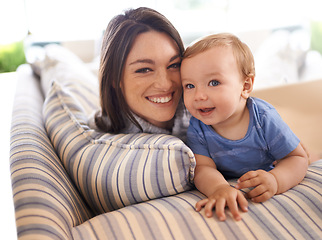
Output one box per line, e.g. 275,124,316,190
185,83,195,89
135,68,152,73
168,62,181,69
209,80,220,86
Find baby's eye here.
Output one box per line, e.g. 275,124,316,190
209,80,220,86
185,83,195,89
135,68,152,73
168,62,181,69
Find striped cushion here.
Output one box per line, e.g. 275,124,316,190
31,44,98,97
72,160,322,239
43,81,195,214
10,65,94,239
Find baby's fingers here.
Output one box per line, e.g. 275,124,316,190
226,198,241,221
237,191,249,213
238,171,257,182
236,171,260,189
214,198,226,221
247,184,275,203
249,191,272,203
195,198,209,212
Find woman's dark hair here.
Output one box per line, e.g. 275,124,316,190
95,7,184,133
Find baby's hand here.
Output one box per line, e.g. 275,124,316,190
236,170,278,202
195,184,248,221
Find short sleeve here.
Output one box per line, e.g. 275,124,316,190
186,117,211,158
260,105,300,160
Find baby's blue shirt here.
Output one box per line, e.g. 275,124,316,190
187,97,300,179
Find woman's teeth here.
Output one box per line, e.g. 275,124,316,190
148,96,172,103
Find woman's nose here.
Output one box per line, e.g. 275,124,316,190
154,70,173,90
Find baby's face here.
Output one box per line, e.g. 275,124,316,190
181,46,246,128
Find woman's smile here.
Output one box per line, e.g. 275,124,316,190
121,31,182,128
146,92,174,104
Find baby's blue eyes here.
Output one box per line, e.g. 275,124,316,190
209,80,220,86
185,83,195,89
184,80,220,89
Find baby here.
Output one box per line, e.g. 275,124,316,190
181,33,308,221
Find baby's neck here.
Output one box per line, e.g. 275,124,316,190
212,105,250,141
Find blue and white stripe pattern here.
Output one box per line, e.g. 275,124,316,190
42,81,196,214
11,63,322,239
10,65,94,239
73,162,322,240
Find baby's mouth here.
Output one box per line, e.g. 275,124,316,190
147,93,173,103
199,107,215,113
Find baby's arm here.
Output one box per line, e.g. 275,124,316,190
194,154,248,221
236,143,308,202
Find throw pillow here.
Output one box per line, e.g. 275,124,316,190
43,81,195,214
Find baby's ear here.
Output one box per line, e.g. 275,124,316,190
241,76,254,99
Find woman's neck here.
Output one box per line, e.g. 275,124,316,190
149,118,174,132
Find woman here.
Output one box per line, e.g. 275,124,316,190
94,7,189,140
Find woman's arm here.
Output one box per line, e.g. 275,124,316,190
194,154,248,221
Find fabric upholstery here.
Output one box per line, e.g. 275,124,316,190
31,44,98,97
10,48,322,239
36,44,195,214
72,161,322,240
10,65,94,239
43,81,195,214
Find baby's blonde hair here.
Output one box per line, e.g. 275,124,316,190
183,33,255,79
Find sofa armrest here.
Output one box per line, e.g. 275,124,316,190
10,65,93,239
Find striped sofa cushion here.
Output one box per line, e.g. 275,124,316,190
43,81,195,214
10,65,94,239
72,160,322,239
31,44,99,98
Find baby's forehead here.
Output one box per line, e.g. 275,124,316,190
183,44,232,59
182,45,233,61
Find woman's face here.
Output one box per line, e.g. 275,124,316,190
121,31,182,129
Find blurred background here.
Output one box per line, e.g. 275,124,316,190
1,0,322,87
2,0,321,44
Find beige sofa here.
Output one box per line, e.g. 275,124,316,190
252,80,322,155
10,45,322,239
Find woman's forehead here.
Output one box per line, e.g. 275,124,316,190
127,31,179,62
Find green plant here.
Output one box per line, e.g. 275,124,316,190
311,21,322,55
0,40,26,73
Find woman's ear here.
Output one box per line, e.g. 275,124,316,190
241,76,254,99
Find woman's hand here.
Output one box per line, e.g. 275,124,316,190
195,184,248,221
236,170,278,202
